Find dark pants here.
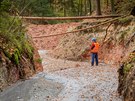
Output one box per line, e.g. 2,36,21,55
91,53,98,66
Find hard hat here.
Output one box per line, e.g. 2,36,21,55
92,38,96,42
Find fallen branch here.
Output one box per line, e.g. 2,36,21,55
32,15,128,38
101,23,112,46
126,32,135,46
22,15,122,20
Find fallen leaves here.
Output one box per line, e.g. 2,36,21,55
27,23,79,50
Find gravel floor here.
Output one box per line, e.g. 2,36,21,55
0,50,122,101
38,50,122,101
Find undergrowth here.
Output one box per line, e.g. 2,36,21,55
123,52,135,74
0,12,33,65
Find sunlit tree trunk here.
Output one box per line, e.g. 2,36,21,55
63,0,66,16
96,0,102,15
80,0,83,15
84,0,87,15
88,0,92,15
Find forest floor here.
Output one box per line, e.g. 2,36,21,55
0,23,123,101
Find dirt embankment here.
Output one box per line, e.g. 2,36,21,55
27,23,79,50
118,51,135,101
51,16,135,65
0,42,43,90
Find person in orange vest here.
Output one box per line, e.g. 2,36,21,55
90,38,100,66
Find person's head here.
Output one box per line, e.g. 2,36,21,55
91,38,96,42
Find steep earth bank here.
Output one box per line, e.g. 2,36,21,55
0,41,43,90
51,16,135,65
27,23,79,50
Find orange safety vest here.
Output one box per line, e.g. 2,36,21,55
91,42,100,53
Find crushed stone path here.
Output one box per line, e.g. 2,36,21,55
0,50,122,101
38,50,122,101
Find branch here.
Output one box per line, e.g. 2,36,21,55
126,32,135,46
101,23,112,46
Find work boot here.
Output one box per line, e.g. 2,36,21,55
91,63,94,66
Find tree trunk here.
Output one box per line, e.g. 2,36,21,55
107,0,109,8
88,0,92,15
110,0,115,14
96,0,102,15
80,0,83,16
84,0,87,15
49,0,51,8
63,0,66,16
78,3,80,16
54,0,57,12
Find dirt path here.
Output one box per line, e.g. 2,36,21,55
0,50,122,101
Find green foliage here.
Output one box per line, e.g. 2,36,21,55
35,58,42,63
14,0,55,17
123,52,135,74
23,41,34,59
123,63,133,74
118,16,133,25
12,0,93,18
0,0,11,12
0,0,34,65
12,49,20,65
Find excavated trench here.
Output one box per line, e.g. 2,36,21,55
1,21,132,100
0,50,122,101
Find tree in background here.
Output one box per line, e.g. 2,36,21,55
110,0,115,14
88,0,92,15
96,0,102,15
8,0,135,18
